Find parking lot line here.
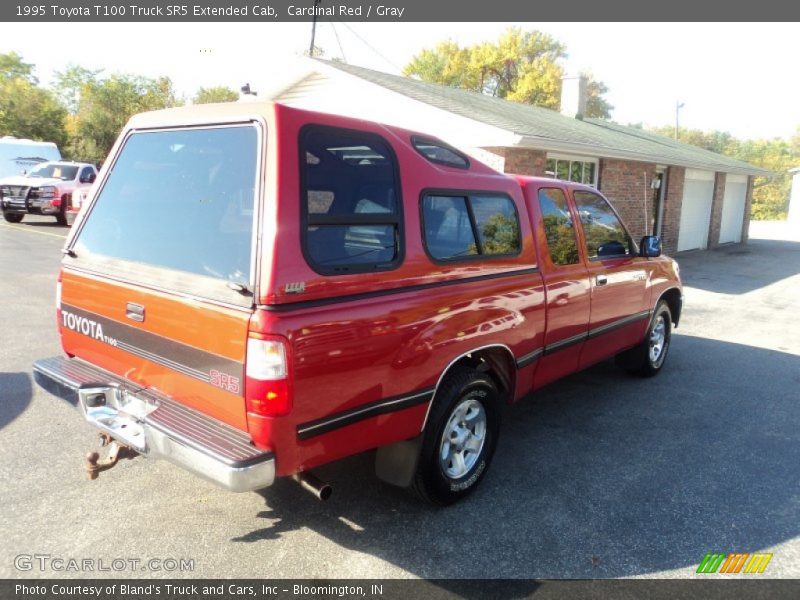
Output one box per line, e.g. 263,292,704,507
0,223,67,239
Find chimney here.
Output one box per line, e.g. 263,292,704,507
560,74,588,119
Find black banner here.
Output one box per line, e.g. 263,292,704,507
4,579,800,600
2,0,799,22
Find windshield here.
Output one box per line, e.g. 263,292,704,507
73,125,259,288
29,163,79,180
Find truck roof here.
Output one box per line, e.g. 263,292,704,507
511,174,599,193
125,101,510,181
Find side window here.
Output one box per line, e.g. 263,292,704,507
538,188,580,265
300,126,402,274
412,137,470,169
471,196,520,256
422,196,476,260
573,190,634,259
422,193,520,261
79,166,94,183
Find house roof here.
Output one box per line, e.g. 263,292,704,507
312,59,770,177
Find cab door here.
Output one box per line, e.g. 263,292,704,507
571,188,650,368
526,185,591,389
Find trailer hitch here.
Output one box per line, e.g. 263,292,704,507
85,433,138,480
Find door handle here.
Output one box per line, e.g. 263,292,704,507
126,302,145,322
595,274,608,286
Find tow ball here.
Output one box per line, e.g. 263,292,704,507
85,433,138,480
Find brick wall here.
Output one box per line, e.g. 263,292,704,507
740,176,755,243
597,159,657,241
707,173,727,249
660,167,685,255
502,148,548,177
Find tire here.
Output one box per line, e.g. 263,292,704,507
411,366,500,506
617,300,672,378
3,211,23,223
55,195,69,226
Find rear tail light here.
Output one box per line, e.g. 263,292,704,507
56,271,67,354
56,273,62,311
245,335,292,418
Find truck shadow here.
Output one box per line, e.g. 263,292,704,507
235,334,800,578
677,238,800,295
0,372,32,430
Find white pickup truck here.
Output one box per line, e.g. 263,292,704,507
0,160,97,225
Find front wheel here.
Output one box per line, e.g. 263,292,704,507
618,301,672,377
3,211,23,223
55,195,70,226
411,367,500,505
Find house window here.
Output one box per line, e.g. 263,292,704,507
545,155,598,187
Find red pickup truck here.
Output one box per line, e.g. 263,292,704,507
34,102,682,505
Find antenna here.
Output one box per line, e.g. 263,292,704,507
309,0,322,56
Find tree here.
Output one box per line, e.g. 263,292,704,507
404,28,613,118
0,77,67,146
193,86,239,104
649,125,800,220
52,65,103,114
585,76,613,123
0,52,37,84
72,74,182,163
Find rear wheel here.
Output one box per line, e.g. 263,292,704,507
617,300,672,377
411,367,500,505
3,211,23,223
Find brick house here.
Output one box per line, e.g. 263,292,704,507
269,58,769,254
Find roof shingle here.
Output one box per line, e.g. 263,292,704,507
315,59,769,176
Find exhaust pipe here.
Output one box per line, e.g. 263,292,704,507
292,472,332,501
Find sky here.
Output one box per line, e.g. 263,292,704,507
2,22,798,140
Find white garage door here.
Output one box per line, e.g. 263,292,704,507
678,169,715,251
719,174,748,244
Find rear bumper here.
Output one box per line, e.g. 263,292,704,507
33,356,275,492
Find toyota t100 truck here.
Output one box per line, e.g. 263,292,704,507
33,102,682,505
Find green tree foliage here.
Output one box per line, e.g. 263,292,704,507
404,28,613,118
0,52,37,84
0,53,67,146
52,65,103,114
72,75,182,163
650,125,800,220
479,213,520,255
542,214,579,265
193,86,239,104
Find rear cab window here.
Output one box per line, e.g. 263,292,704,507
422,192,521,262
300,126,403,275
69,124,261,306
538,187,580,266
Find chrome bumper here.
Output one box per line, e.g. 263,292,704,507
33,356,275,492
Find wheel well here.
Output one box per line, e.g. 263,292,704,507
660,288,683,327
439,346,516,404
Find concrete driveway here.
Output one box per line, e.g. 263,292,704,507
0,216,798,579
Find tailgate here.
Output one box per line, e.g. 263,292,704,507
59,122,263,431
59,270,251,429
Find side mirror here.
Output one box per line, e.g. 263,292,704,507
88,173,96,184
640,235,662,258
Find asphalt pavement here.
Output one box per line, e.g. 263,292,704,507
0,216,798,579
